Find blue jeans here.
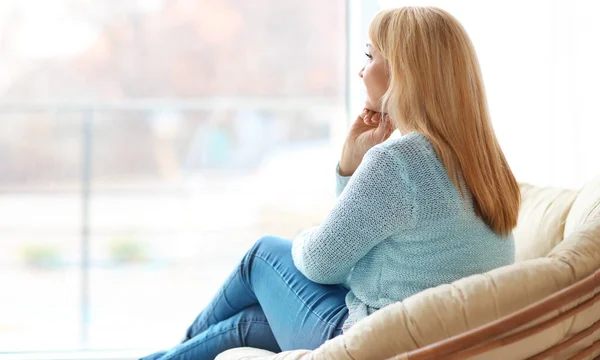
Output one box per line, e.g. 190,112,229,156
140,235,350,360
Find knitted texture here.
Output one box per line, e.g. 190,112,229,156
291,131,515,333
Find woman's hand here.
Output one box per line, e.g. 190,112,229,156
339,108,395,176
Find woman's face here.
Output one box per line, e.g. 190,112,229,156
359,43,388,112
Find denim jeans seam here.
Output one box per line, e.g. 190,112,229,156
238,256,256,296
163,321,272,360
252,253,341,328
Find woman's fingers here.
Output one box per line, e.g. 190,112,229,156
368,110,376,122
363,110,380,125
360,108,369,119
360,109,392,128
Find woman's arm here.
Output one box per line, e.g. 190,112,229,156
335,162,352,197
292,145,417,284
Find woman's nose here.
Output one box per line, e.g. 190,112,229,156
358,66,364,78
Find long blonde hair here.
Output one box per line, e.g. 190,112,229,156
369,6,520,237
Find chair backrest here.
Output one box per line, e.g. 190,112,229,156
514,175,600,261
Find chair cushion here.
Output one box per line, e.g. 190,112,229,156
215,347,309,360
215,348,276,360
565,174,600,237
513,183,579,261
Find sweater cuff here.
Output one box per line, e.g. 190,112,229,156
335,162,352,197
291,229,309,274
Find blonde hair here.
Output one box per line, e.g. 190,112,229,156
369,6,520,237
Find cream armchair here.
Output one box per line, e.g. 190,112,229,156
217,176,600,360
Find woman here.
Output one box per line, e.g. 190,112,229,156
141,6,520,360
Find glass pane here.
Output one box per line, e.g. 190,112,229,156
0,114,81,351
0,0,347,353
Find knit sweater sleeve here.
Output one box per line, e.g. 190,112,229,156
291,145,418,284
335,162,352,197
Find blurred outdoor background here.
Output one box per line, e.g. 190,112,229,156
1,0,599,358
0,0,348,355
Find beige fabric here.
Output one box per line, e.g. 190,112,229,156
216,348,310,360
513,183,579,261
565,174,600,237
216,177,600,360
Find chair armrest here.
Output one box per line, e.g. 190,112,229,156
391,268,600,360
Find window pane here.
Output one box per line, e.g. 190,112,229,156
0,115,81,351
0,0,347,353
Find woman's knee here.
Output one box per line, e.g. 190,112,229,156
249,235,292,258
239,235,294,286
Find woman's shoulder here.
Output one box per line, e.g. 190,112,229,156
375,131,437,165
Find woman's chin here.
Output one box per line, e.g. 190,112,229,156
364,100,382,112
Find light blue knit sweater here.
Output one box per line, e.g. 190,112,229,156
291,131,515,333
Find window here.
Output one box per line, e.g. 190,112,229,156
0,0,347,354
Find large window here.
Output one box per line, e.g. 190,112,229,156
0,0,347,355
